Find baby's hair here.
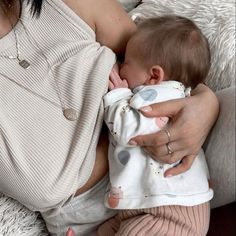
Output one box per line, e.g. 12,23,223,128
135,15,211,88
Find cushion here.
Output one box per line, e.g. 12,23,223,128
117,0,141,12
129,0,235,91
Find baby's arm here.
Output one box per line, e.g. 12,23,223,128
104,92,162,146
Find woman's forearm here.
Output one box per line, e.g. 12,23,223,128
129,83,220,176
191,83,220,129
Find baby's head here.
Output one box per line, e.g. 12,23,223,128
120,15,211,89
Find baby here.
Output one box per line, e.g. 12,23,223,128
102,15,213,234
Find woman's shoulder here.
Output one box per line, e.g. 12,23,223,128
62,0,96,31
63,0,136,54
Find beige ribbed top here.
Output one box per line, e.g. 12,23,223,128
0,0,116,211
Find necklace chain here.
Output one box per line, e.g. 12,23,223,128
0,21,31,69
0,19,79,121
18,20,66,111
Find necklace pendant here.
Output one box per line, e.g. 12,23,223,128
63,108,79,121
19,59,31,69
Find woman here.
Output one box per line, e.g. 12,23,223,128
0,0,219,235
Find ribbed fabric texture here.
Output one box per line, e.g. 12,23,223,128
0,0,116,211
98,202,210,236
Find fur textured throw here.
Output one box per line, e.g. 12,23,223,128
129,0,235,91
0,194,47,236
0,1,235,235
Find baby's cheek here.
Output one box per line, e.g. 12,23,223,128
155,117,169,129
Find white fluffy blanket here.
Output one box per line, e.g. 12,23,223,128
129,0,235,91
0,194,47,236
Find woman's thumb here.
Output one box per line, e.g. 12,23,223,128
139,99,184,118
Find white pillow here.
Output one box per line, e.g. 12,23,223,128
129,0,235,91
117,0,141,12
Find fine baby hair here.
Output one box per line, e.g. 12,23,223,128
134,15,211,88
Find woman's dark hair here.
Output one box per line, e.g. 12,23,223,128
1,0,43,16
27,0,43,16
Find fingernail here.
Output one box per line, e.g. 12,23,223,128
165,174,172,178
140,106,152,112
129,140,137,145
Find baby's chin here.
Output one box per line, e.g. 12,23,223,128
129,83,140,90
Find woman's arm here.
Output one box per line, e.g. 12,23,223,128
93,0,137,55
64,0,137,55
130,83,220,177
63,1,220,179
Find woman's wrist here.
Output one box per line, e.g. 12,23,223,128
192,83,220,126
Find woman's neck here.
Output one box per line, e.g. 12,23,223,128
0,2,20,39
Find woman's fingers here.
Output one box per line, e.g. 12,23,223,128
130,84,219,172
131,97,202,160
130,129,176,147
143,147,187,164
139,98,185,117
164,155,196,177
130,99,187,147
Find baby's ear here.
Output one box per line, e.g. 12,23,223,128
147,65,165,85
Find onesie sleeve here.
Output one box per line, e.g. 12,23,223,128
103,88,163,146
103,82,187,146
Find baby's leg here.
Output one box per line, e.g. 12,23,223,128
97,215,120,236
115,202,210,236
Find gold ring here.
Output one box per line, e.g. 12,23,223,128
164,129,171,143
166,143,173,155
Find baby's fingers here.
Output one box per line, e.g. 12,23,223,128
108,80,115,90
123,79,128,88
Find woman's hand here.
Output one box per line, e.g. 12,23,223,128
129,84,219,177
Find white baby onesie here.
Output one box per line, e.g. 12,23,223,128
103,81,213,209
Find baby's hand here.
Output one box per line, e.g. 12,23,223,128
109,68,128,91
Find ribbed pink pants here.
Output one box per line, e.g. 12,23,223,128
98,202,210,236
